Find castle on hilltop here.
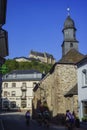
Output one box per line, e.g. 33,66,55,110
14,50,56,64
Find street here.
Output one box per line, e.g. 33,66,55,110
0,112,65,130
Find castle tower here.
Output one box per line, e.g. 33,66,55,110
61,9,78,56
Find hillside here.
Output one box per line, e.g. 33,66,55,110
3,59,53,74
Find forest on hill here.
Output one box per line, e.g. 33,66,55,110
1,59,53,74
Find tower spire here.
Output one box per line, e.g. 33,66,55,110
67,7,70,16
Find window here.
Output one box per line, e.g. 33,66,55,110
21,91,26,99
4,83,8,88
12,73,17,78
21,100,26,108
21,82,27,90
10,101,16,108
83,101,87,116
22,82,26,87
11,91,16,96
70,43,73,48
3,101,9,108
12,83,16,87
4,91,8,97
82,69,87,86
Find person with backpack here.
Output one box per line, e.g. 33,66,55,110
65,110,75,130
25,110,30,126
43,110,50,128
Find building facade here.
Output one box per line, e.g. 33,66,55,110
14,51,55,64
29,50,56,64
33,14,85,117
0,0,9,110
1,70,44,113
77,56,87,121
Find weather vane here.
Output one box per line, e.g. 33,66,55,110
67,7,70,16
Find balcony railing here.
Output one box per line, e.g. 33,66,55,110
21,96,26,100
21,86,27,91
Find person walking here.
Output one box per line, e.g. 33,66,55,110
65,110,75,130
25,110,30,126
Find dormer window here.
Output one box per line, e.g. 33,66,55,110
12,73,17,78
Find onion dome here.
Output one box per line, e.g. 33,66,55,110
64,16,75,29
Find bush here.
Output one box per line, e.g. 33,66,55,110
82,116,87,122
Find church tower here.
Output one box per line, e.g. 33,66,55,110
61,9,78,56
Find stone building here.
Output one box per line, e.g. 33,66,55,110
29,50,56,64
33,14,85,117
14,51,55,64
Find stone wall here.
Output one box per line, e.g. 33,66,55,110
34,63,78,117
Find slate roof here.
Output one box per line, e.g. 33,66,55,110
50,49,84,74
9,69,41,74
64,84,78,97
58,49,84,64
64,16,75,29
30,50,55,59
2,69,45,82
75,54,87,67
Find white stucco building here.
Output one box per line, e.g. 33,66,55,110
77,55,87,121
1,70,44,113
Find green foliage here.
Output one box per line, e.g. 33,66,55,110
0,64,9,74
3,59,52,74
5,59,19,72
82,116,87,122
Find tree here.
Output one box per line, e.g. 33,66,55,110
3,59,52,74
0,64,9,74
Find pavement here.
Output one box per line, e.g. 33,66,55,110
0,120,87,130
0,112,87,130
0,119,4,130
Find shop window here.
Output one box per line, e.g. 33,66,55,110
83,101,87,116
3,101,9,108
21,100,26,108
10,101,16,108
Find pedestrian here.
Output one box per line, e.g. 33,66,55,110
25,110,30,126
65,110,75,130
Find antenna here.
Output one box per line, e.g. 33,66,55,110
67,7,70,16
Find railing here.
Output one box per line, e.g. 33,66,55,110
21,86,27,91
21,96,26,100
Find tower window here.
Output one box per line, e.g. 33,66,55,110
70,43,73,48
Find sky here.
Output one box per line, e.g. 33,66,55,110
3,0,87,61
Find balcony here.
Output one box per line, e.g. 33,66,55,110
21,86,27,91
21,96,26,100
